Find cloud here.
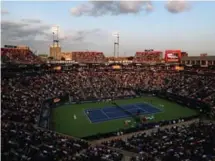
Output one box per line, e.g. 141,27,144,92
71,29,102,41
165,0,190,14
70,1,153,17
1,20,50,41
1,20,105,54
21,19,42,23
1,9,9,15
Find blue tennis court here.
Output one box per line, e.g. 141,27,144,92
84,103,162,123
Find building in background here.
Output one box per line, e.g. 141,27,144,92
49,40,61,60
181,55,215,66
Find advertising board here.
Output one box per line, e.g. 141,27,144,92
165,50,181,63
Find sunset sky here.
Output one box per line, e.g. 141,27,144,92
1,1,215,56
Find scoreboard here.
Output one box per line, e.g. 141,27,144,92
165,50,181,63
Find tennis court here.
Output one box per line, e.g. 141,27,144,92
52,97,198,137
85,103,162,123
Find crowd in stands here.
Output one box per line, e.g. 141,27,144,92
2,122,88,161
1,48,107,64
1,48,43,64
164,73,215,104
134,51,162,63
2,121,123,161
2,68,215,124
103,122,215,161
72,51,106,63
2,66,215,161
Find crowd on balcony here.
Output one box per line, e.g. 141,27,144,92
72,51,106,63
134,51,162,63
2,66,215,161
1,47,43,64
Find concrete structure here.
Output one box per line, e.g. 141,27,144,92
49,40,61,60
181,56,215,66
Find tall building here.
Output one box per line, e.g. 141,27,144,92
49,40,61,60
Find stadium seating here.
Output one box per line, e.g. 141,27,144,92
134,51,162,63
103,122,215,161
72,51,106,63
2,121,89,161
1,47,43,64
2,65,215,161
2,69,215,124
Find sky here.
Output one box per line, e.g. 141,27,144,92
1,1,215,56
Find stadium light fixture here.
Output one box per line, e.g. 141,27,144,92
112,32,120,57
51,25,59,34
112,32,119,37
51,26,60,48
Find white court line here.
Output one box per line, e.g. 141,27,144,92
133,104,163,115
131,105,147,113
105,111,128,118
100,109,110,119
83,109,92,124
105,107,138,114
106,105,145,115
140,102,164,115
85,108,123,124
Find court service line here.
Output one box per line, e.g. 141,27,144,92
127,107,143,111
100,109,110,119
143,101,164,112
105,111,128,118
133,105,147,113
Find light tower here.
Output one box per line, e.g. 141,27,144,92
52,26,59,47
113,32,119,57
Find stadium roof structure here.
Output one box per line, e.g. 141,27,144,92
181,56,215,61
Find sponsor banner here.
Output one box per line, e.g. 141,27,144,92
53,66,62,71
69,96,137,105
165,50,181,63
82,100,96,103
112,65,122,69
175,66,184,71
